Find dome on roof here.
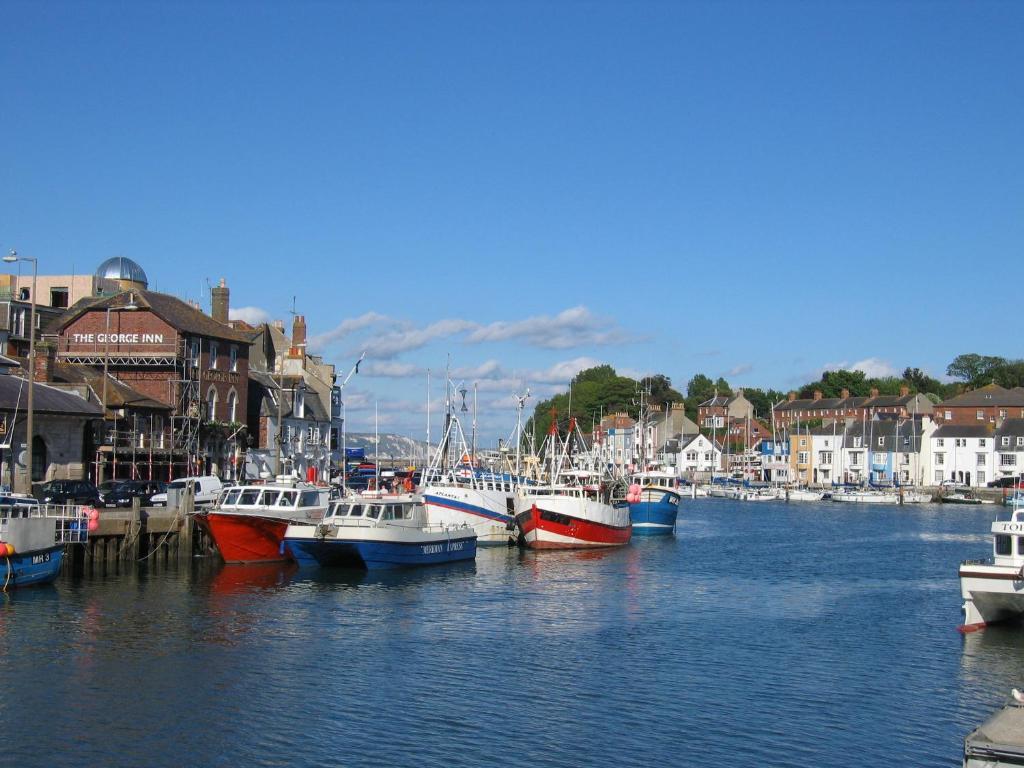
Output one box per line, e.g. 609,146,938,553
95,256,148,288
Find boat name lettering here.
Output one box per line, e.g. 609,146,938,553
422,544,444,554
448,541,464,551
31,552,51,565
999,523,1024,532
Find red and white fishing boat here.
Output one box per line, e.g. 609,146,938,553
199,477,332,564
513,416,631,550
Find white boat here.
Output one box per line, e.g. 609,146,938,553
900,490,933,504
830,488,900,504
514,476,631,549
784,487,826,502
959,502,1024,631
283,493,476,570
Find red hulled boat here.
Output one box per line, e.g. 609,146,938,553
201,480,331,563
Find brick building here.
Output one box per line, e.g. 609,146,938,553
50,272,251,481
773,386,933,429
932,384,1024,427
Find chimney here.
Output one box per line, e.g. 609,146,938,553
870,387,879,398
211,277,229,324
813,390,822,401
840,388,850,399
290,315,307,357
899,385,910,397
788,392,797,402
33,342,57,383
272,319,285,332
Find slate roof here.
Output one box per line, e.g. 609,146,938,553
249,370,328,422
932,424,995,439
0,374,102,416
994,418,1024,441
698,395,733,408
57,290,252,343
938,384,1024,408
51,363,170,411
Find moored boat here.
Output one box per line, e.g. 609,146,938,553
514,481,631,549
283,493,476,569
783,487,826,502
627,468,681,535
199,478,331,564
941,490,984,505
0,495,90,588
830,488,900,504
958,502,1024,631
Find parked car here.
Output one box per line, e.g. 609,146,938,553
988,475,1024,488
103,480,168,508
35,479,101,506
97,480,122,503
149,476,223,507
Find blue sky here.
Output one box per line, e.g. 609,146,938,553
3,1,1022,441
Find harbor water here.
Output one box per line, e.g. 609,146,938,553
2,499,1022,767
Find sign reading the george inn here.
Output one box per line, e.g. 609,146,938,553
71,333,166,344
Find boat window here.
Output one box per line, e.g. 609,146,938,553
365,505,381,519
298,490,321,507
995,534,1012,556
223,489,241,506
260,490,282,506
1018,536,1024,556
381,506,394,521
277,491,297,507
328,502,344,517
349,504,364,517
238,489,261,506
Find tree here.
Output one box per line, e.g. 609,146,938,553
993,360,1024,390
799,369,868,399
686,374,715,403
946,354,1006,388
902,367,945,396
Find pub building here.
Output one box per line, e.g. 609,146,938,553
48,260,251,482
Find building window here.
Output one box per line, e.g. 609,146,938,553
227,389,238,422
978,470,986,484
999,410,1008,420
1001,454,1017,467
1018,437,1024,447
209,341,219,369
1003,436,1011,447
853,437,862,448
935,470,943,483
878,437,885,447
190,339,200,367
797,451,809,465
154,416,165,449
977,453,987,467
955,438,966,448
50,287,69,309
819,451,833,465
936,453,945,466
979,438,987,447
936,438,944,447
206,386,218,421
944,410,952,420
230,345,238,372
977,410,985,420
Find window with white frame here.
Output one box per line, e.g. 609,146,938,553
227,389,238,422
206,386,218,420
977,453,987,467
980,438,987,447
977,410,985,420
955,438,966,447
936,453,945,465
819,451,833,465
878,436,885,447
934,470,943,482
850,451,862,467
944,410,951,420
190,338,200,367
1018,437,1024,447
978,470,986,484
797,451,808,465
853,437,862,448
1000,454,1017,467
936,438,944,447
1003,436,1011,447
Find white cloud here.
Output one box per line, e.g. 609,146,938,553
361,361,423,378
726,363,753,377
466,306,633,349
309,312,392,352
364,318,479,359
850,357,897,378
229,306,272,325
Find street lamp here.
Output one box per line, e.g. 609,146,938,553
4,250,36,494
99,294,139,483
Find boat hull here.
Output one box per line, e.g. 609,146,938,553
959,563,1024,631
286,533,477,570
515,497,631,550
422,487,514,545
205,513,291,564
831,492,900,504
1,545,65,588
628,490,680,535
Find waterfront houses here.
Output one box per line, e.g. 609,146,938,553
672,433,722,481
993,418,1024,484
932,384,1024,427
773,386,934,430
697,391,754,429
925,425,993,488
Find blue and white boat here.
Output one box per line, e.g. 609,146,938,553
627,469,681,535
283,493,477,570
0,495,89,588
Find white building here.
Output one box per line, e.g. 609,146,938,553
674,434,722,480
925,424,994,488
993,418,1024,484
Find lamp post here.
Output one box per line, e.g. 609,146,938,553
4,250,36,494
99,295,138,483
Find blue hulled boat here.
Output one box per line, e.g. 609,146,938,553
627,469,681,535
283,493,476,570
0,495,89,588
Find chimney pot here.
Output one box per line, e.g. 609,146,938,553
900,385,910,397
292,314,307,352
788,392,797,402
211,278,230,324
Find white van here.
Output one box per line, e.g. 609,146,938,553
150,476,224,507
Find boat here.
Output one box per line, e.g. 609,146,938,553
941,490,984,505
830,487,900,504
626,468,681,535
0,494,90,588
958,500,1024,630
197,477,332,564
783,487,825,502
283,493,477,570
964,696,1024,766
513,415,631,550
900,489,933,504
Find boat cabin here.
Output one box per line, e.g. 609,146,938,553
991,508,1024,568
325,495,427,528
219,485,330,511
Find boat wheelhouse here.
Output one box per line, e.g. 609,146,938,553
200,479,331,564
0,495,90,588
959,503,1024,631
283,494,477,569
